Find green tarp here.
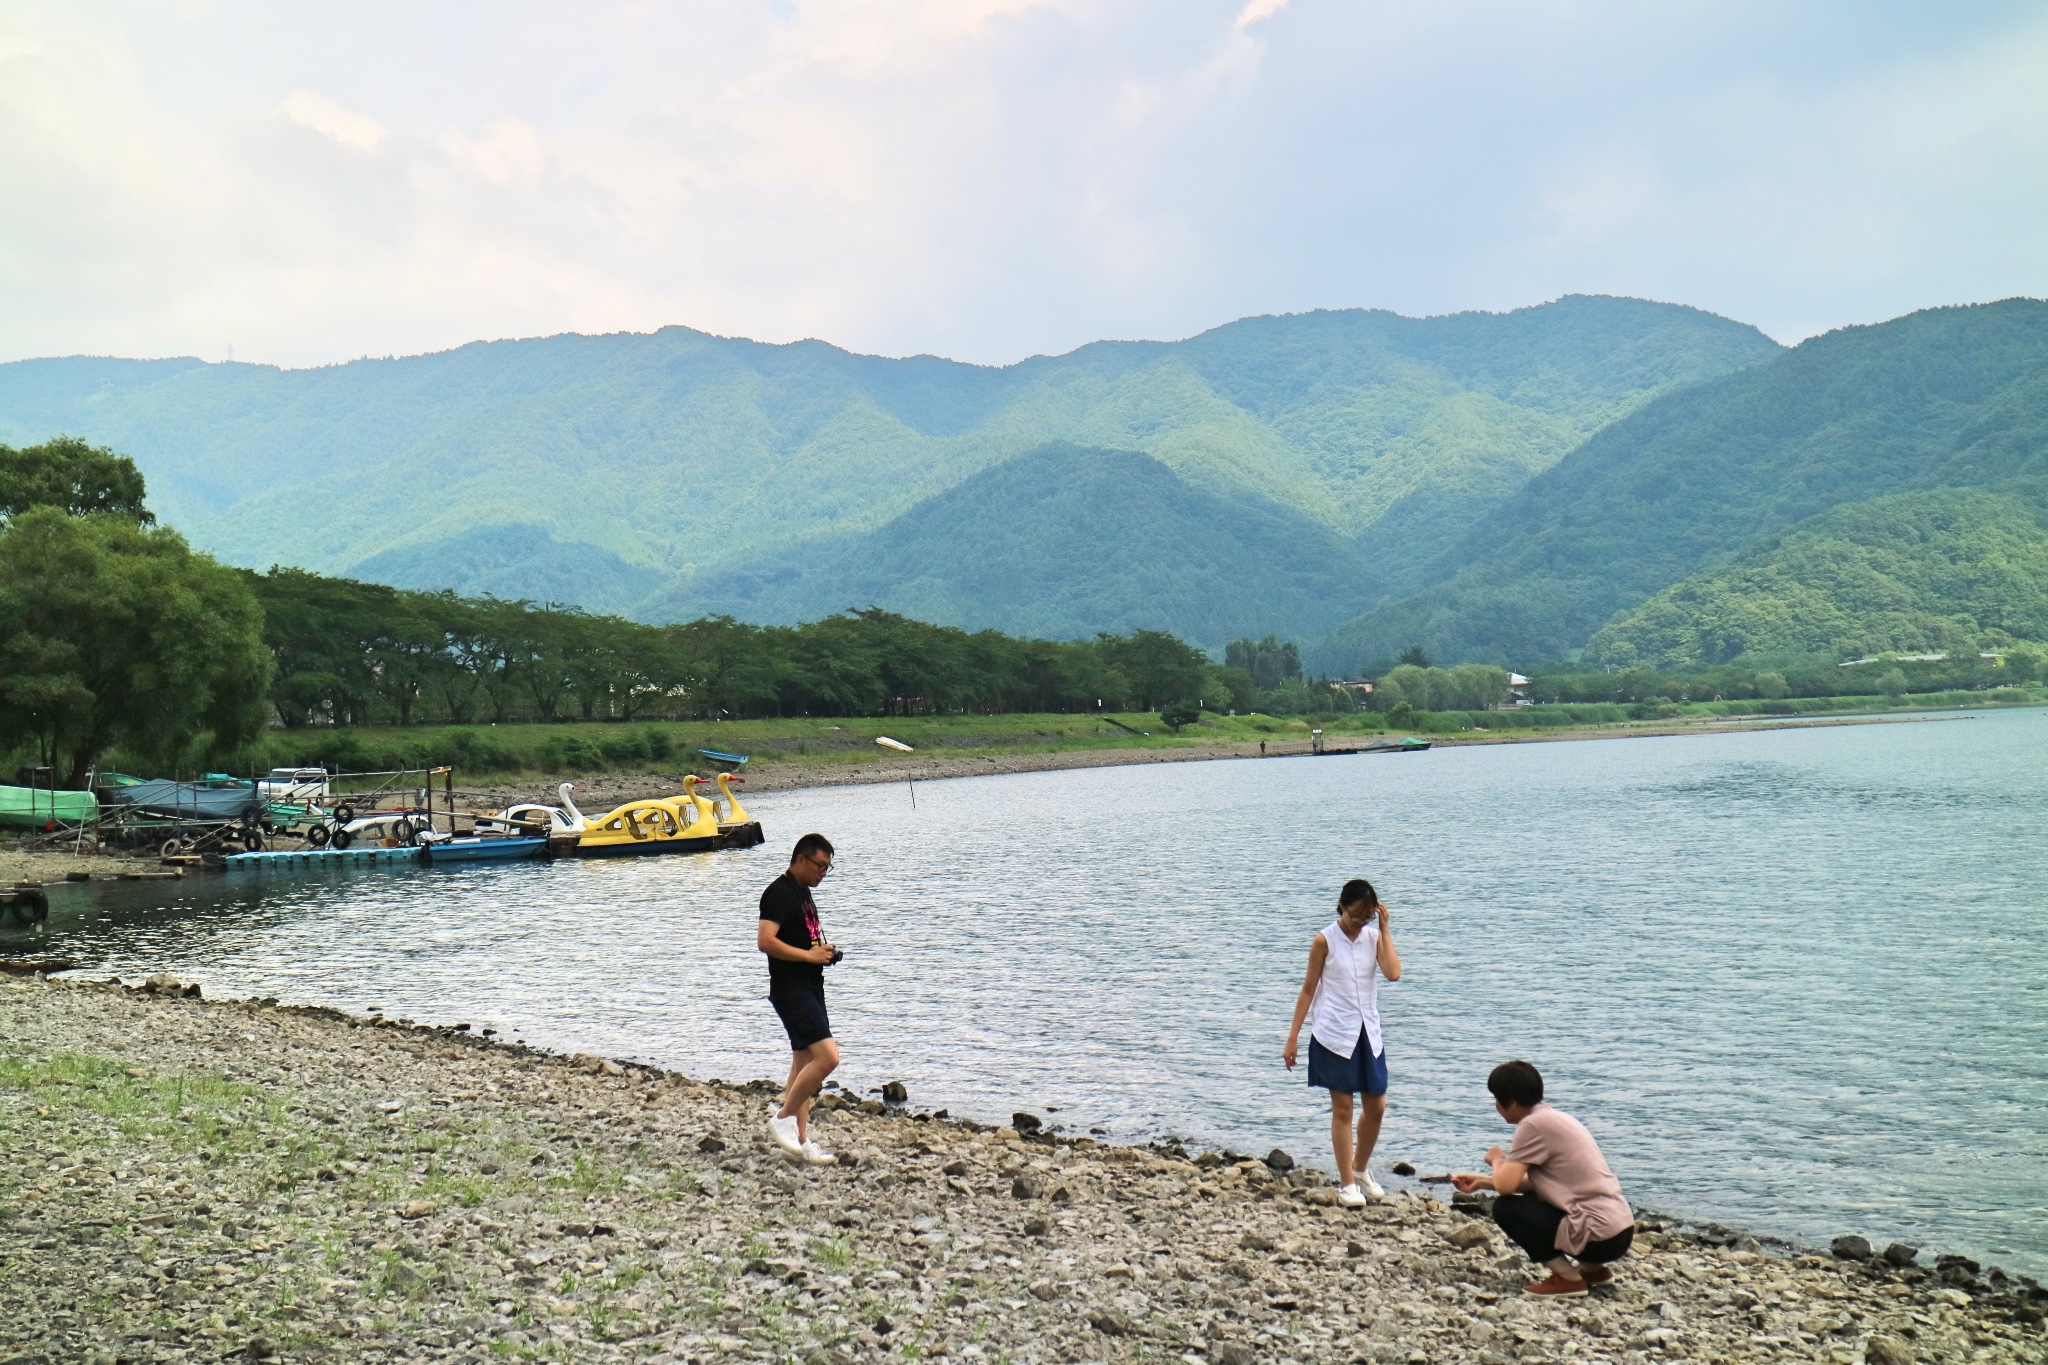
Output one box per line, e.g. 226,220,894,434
0,784,98,828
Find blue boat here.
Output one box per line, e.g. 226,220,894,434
697,748,749,772
100,774,263,820
421,835,548,864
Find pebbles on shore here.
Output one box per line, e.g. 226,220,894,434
0,974,2041,1364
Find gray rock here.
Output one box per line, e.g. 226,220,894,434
1088,1309,1138,1336
1011,1112,1042,1133
1391,1161,1416,1175
1011,1175,1041,1200
1864,1334,1914,1365
697,1135,726,1153
1830,1234,1873,1261
1882,1242,1919,1266
1212,1343,1254,1365
1264,1148,1295,1172
881,1081,908,1103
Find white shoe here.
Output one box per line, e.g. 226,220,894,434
801,1140,837,1167
768,1112,802,1155
1337,1183,1368,1207
1361,1171,1387,1200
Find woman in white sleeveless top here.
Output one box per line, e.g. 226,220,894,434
1283,878,1402,1206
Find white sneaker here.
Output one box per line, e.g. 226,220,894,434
768,1112,802,1155
801,1140,837,1167
1361,1171,1387,1200
1337,1183,1368,1207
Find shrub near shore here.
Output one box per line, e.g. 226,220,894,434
1,973,2042,1364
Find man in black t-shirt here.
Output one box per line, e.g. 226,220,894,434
758,832,840,1164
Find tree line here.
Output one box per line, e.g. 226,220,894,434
7,437,1346,785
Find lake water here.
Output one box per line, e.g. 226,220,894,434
10,709,2047,1277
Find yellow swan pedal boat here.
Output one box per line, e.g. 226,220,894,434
575,777,764,857
685,772,766,848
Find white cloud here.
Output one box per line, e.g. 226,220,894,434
277,88,387,154
0,1,2041,369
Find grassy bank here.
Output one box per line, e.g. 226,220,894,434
203,686,2048,789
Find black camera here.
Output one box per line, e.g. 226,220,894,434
829,948,846,965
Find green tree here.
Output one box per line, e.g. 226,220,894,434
0,436,153,524
1876,667,1909,699
1224,635,1302,692
1158,702,1202,733
1099,630,1208,711
0,508,270,784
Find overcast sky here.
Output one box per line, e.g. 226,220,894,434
4,0,2045,368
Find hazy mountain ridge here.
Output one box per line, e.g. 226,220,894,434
647,443,1389,650
0,296,1778,636
1309,299,2048,672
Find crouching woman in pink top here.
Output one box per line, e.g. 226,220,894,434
1452,1060,1634,1297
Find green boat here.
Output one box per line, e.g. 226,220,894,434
0,783,99,828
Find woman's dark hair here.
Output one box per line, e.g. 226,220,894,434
1339,878,1377,909
792,832,835,862
1487,1060,1545,1109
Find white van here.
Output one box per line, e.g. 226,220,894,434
258,767,331,802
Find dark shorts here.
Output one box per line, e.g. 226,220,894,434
1307,1030,1387,1095
770,986,832,1051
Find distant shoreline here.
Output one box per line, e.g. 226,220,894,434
463,709,1954,809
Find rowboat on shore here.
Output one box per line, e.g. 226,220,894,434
697,748,749,772
0,783,98,828
98,774,264,821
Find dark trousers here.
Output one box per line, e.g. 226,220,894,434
1492,1193,1635,1265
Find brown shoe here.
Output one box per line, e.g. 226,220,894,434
1523,1273,1590,1297
1580,1264,1614,1287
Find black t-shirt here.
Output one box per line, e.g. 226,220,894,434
759,873,823,989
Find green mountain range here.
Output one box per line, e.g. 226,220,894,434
13,293,2047,674
0,295,1775,648
1309,298,2048,673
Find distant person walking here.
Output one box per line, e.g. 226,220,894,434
759,832,841,1166
1452,1060,1634,1296
1284,879,1401,1206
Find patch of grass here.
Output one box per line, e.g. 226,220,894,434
811,1236,853,1270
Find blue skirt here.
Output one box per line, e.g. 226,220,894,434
1308,1030,1387,1095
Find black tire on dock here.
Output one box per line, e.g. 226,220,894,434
330,829,355,851
305,825,330,848
242,831,265,853
333,804,357,825
159,839,184,859
392,819,417,846
10,889,48,925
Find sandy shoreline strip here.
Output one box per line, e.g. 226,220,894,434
1,971,2040,1364
464,711,1948,811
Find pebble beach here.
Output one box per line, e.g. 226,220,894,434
1,972,2041,1365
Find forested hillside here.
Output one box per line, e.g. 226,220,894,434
0,297,1775,629
1311,299,2048,672
650,444,1387,648
1585,486,2048,667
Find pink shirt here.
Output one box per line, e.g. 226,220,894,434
1506,1103,1633,1255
